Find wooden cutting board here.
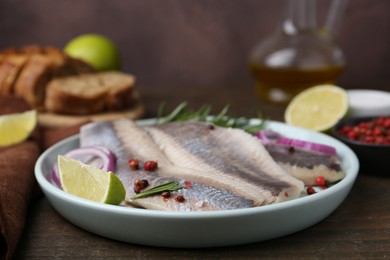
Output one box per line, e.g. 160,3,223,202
38,100,145,128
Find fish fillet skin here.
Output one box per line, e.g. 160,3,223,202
112,119,255,209
144,122,304,204
112,119,269,206
264,144,345,185
80,120,254,211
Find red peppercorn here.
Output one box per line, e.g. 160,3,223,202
287,146,295,153
134,186,142,194
161,191,171,198
338,116,390,145
384,118,390,128
315,176,326,187
128,159,139,170
347,131,358,140
376,117,384,125
133,178,149,191
144,160,158,171
140,179,149,189
373,127,382,136
306,184,316,195
184,181,192,189
364,136,374,143
134,178,141,187
174,195,185,203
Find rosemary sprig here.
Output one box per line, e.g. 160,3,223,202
131,181,183,200
156,102,266,134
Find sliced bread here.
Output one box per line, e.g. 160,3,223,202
0,54,28,95
45,71,136,115
13,54,54,109
10,46,95,109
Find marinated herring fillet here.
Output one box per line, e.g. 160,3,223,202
144,122,304,204
114,120,269,206
256,129,345,185
80,120,253,211
264,144,345,185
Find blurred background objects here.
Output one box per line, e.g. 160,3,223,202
0,0,388,89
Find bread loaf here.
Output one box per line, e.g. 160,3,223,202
45,71,136,115
0,46,95,109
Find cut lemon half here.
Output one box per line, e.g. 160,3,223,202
285,84,349,132
0,110,37,147
58,155,125,205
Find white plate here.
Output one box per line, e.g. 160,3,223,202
35,119,359,248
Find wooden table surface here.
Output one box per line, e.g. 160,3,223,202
14,84,390,259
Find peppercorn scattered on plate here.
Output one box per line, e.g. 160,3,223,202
35,119,359,248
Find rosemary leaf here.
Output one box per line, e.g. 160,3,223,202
157,102,266,133
160,102,188,124
212,105,229,124
131,181,183,200
156,101,167,122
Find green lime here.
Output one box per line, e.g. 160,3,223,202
58,155,125,205
64,34,121,71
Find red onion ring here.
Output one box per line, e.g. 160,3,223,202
255,130,281,144
276,137,336,156
255,130,337,156
51,146,116,189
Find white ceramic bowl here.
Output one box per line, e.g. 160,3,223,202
347,89,390,117
35,120,359,248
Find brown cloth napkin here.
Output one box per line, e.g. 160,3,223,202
0,96,87,260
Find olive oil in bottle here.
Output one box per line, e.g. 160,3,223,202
249,0,346,104
249,64,344,104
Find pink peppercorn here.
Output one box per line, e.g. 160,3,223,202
315,176,326,188
306,184,316,195
338,116,390,145
174,195,185,203
144,160,158,171
128,159,139,170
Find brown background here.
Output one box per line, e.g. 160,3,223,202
0,0,389,89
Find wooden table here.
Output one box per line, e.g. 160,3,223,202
14,85,390,259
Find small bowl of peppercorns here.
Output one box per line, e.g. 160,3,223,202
332,115,390,176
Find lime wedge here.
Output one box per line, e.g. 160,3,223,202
0,110,37,147
284,84,349,132
58,155,125,205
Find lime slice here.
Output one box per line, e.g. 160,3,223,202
284,84,349,132
58,155,125,205
0,110,37,147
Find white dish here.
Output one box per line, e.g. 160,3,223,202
35,119,359,248
347,89,390,117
